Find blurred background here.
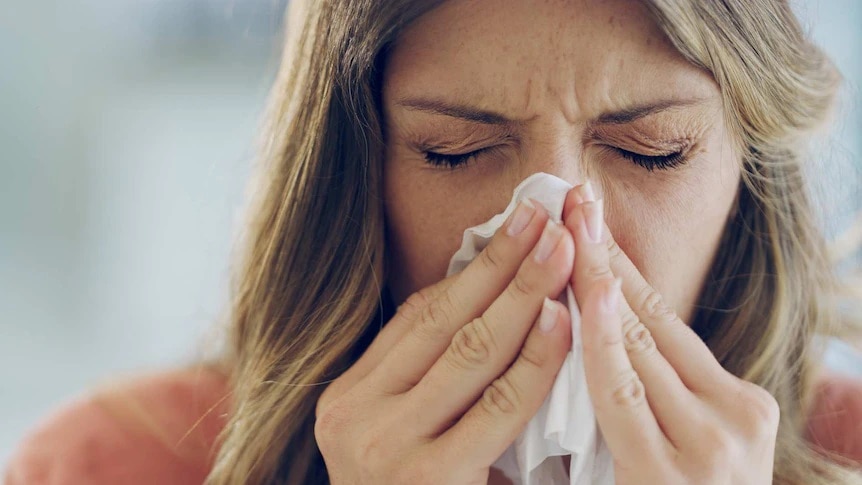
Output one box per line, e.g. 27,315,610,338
0,0,860,466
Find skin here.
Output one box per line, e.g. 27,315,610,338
381,0,740,323
314,1,779,483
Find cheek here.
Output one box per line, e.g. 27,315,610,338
384,200,453,303
606,158,739,323
383,163,509,304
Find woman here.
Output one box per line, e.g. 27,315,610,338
6,0,862,484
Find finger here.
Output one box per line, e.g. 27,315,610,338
564,184,698,448
603,225,734,393
409,220,574,434
371,199,551,394
430,298,572,467
580,277,670,464
320,275,455,410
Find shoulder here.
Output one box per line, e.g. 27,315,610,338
4,366,231,485
806,368,862,463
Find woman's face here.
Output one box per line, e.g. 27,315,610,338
381,0,741,323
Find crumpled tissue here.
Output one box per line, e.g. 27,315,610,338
445,172,616,485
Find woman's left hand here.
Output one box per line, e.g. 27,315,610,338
562,182,779,485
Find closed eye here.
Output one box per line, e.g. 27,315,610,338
421,146,689,171
423,147,491,170
612,147,688,171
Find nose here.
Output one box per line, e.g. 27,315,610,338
515,135,586,189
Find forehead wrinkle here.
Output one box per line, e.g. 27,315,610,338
513,61,584,126
386,0,721,132
521,77,534,119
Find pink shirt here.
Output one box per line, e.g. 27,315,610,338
5,367,861,484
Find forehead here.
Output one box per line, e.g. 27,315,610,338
383,0,718,121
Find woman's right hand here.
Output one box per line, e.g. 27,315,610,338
315,199,575,484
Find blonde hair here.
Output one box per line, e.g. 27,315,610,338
206,1,862,483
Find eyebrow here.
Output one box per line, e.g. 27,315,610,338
397,97,513,125
396,96,707,125
594,98,706,124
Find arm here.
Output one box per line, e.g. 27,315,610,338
806,368,862,464
4,367,230,485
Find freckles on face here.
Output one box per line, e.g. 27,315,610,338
380,0,742,320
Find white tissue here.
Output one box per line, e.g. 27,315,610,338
445,172,616,485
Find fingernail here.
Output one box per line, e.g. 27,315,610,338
583,198,604,243
572,180,596,205
539,297,559,333
581,180,596,203
505,199,536,236
602,278,622,314
534,220,563,263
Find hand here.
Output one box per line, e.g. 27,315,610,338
562,182,779,485
315,200,575,484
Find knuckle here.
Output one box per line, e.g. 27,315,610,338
445,317,495,369
314,401,349,449
399,288,434,319
583,324,624,356
606,236,623,260
478,242,505,273
623,321,657,357
414,291,457,341
634,286,676,323
585,262,613,281
518,336,550,369
736,381,781,436
607,369,646,409
508,272,537,299
436,289,462,320
619,308,641,336
481,374,521,416
596,323,625,350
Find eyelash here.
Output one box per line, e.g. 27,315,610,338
422,146,688,171
423,147,489,170
613,147,688,172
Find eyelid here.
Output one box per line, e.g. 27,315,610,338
422,145,495,170
606,145,690,171
408,124,519,150
586,122,693,149
614,145,683,157
590,133,692,157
